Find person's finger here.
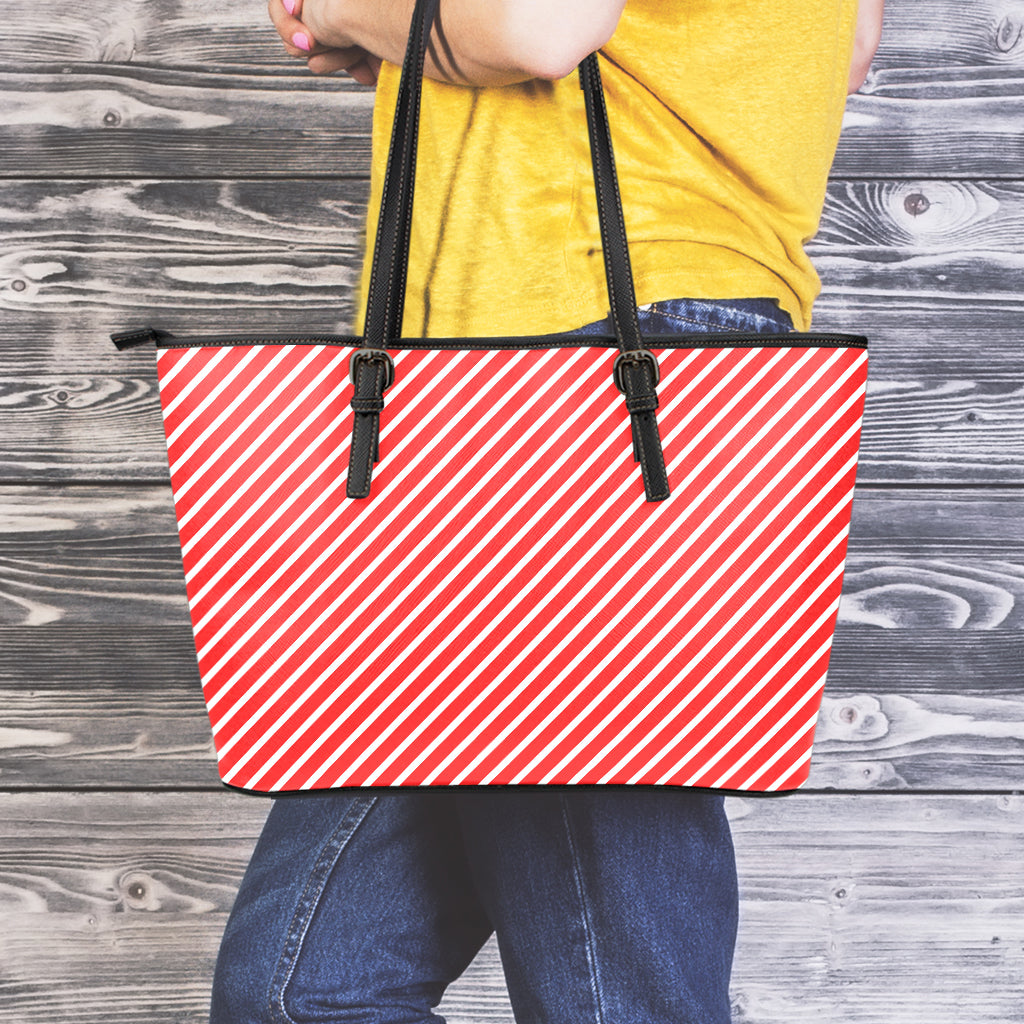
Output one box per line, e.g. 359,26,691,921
306,47,379,85
268,0,322,55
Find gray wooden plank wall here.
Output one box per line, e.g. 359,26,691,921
1,1,1022,1021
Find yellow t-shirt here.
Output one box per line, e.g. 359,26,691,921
358,0,857,335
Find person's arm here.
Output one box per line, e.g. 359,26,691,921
848,0,884,93
268,0,627,86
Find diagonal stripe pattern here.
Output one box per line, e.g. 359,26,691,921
157,340,868,792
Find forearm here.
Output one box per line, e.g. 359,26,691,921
848,0,884,93
299,0,627,85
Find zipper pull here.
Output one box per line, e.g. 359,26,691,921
110,327,175,350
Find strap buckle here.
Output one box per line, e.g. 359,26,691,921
349,348,396,391
612,349,660,394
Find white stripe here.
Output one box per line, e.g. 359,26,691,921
572,450,861,785
178,347,351,544
181,378,349,579
349,348,721,786
732,707,821,791
188,413,350,617
157,345,203,392
643,562,849,786
533,480,853,786
652,550,853,785
394,350,811,784
320,358,666,788
676,636,834,787
303,349,717,787
222,348,609,784
210,339,581,786
176,347,340,524
214,339,856,786
198,348,490,658
585,526,851,786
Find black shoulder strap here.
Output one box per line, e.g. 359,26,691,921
348,0,669,501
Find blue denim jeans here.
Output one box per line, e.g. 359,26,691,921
210,297,793,1024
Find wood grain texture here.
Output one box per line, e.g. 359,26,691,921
0,481,1020,791
836,68,1024,177
0,67,375,179
872,0,1024,68
5,0,1023,70
7,179,1023,328
1,792,1021,1024
0,2,1020,1019
3,363,1019,482
0,63,1020,177
1,625,1021,791
1,486,1022,625
2,177,1022,481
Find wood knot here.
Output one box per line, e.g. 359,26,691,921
903,193,930,217
996,15,1022,53
103,110,122,127
120,871,157,910
11,280,26,292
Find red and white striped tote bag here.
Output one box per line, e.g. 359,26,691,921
113,0,868,792
146,333,867,792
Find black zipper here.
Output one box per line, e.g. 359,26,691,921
112,327,868,353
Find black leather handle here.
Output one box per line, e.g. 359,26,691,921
349,0,669,501
362,1,638,352
361,0,440,351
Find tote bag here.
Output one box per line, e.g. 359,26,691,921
113,0,868,793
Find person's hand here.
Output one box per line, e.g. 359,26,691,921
268,0,382,85
848,0,884,93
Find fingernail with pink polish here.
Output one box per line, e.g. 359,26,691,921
282,0,296,14
292,31,312,51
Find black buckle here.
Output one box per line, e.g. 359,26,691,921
349,348,396,391
612,349,660,393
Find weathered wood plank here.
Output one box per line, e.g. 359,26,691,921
2,178,1023,481
4,0,1022,71
0,68,375,178
3,366,1019,482
1,63,1022,177
2,0,1021,181
6,179,1023,322
835,68,1024,177
0,481,1021,791
0,792,1021,1024
1,626,1021,791
0,487,188,625
0,0,289,68
5,300,1020,374
873,0,1024,69
725,792,1024,1024
813,180,1024,301
1,485,1021,625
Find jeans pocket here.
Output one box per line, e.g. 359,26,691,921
641,296,793,335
